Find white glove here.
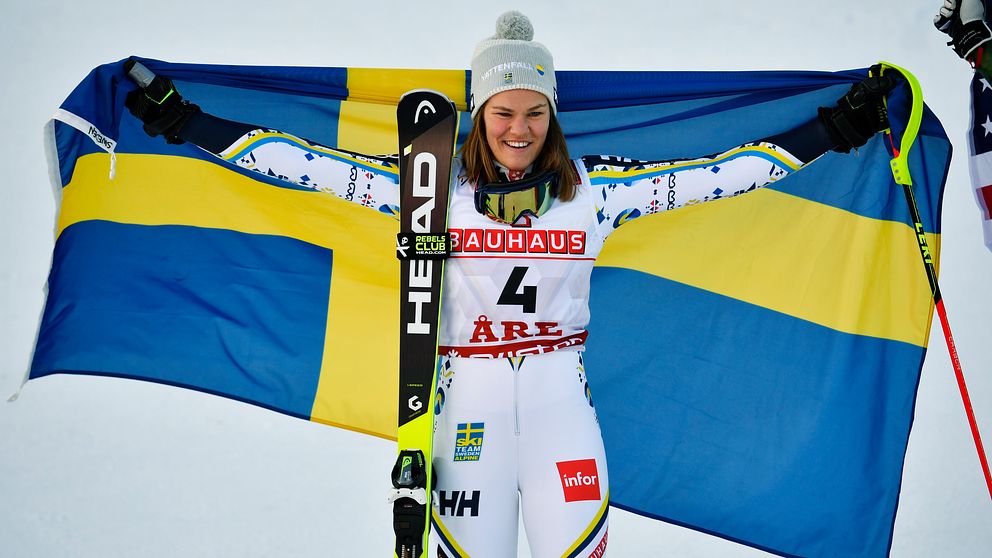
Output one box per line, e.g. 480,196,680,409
935,0,992,59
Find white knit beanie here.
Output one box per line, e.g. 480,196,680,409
469,11,557,118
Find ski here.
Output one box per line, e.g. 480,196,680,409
389,90,458,558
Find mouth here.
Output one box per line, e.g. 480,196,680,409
503,140,532,150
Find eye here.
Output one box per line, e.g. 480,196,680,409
528,111,546,118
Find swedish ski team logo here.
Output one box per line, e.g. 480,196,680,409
454,422,485,462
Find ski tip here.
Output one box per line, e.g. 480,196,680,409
399,89,451,103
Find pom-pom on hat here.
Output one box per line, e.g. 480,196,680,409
470,11,557,118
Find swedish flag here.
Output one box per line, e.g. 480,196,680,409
34,58,949,557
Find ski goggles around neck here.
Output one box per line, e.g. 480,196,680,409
473,170,559,226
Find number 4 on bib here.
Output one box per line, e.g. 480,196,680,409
388,90,458,558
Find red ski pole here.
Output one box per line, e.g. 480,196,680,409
878,61,992,501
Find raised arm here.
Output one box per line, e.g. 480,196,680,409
124,72,401,216
587,73,897,237
935,0,992,78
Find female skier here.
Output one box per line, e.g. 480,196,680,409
125,11,896,558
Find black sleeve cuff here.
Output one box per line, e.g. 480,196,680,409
177,111,261,155
762,117,837,163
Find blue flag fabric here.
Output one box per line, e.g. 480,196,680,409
34,59,949,557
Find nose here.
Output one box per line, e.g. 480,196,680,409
507,114,528,135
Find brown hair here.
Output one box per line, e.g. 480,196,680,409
460,112,578,202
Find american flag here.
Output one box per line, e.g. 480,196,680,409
969,72,992,251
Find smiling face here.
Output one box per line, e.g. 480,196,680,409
482,88,551,173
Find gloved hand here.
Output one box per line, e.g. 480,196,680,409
124,74,199,144
818,71,899,153
935,0,992,60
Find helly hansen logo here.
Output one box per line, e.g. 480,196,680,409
449,229,586,255
438,490,481,517
556,459,601,502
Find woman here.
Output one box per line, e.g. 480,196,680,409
126,11,895,557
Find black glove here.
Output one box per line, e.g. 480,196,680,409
818,71,899,153
124,75,200,144
935,0,992,60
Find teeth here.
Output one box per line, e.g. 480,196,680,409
505,141,530,148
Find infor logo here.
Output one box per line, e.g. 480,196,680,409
556,458,600,502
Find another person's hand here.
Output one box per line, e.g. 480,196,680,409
818,72,899,153
935,0,992,61
124,73,199,144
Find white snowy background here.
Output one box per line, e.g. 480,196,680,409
2,0,991,556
